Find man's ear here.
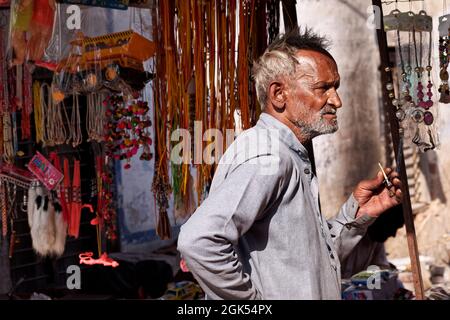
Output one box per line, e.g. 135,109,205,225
268,80,287,110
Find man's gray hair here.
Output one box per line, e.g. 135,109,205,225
252,27,333,109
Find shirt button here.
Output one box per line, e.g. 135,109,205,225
304,168,310,174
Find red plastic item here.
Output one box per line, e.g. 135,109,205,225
68,160,81,238
34,60,58,71
79,252,119,268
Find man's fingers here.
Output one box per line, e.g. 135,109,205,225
361,172,384,190
360,167,402,191
392,177,401,187
388,170,399,179
387,185,402,202
394,188,403,202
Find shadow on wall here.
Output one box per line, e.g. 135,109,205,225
420,151,447,204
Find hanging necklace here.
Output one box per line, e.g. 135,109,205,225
40,83,52,146
42,83,68,146
411,28,426,124
33,81,45,144
423,29,434,126
56,101,70,145
413,29,425,102
438,27,449,102
1,181,7,239
68,94,82,147
86,93,105,143
412,24,434,125
2,113,14,163
393,28,412,122
7,182,17,258
21,65,32,140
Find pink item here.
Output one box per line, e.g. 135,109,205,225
79,252,119,268
27,152,64,190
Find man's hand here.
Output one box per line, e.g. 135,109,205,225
353,167,402,218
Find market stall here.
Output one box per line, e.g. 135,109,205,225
0,0,449,301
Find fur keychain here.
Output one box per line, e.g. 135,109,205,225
27,183,66,257
50,190,66,256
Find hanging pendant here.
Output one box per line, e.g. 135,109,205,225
423,111,434,125
417,81,426,108
412,108,424,123
395,108,406,121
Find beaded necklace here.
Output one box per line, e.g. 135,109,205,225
68,94,82,147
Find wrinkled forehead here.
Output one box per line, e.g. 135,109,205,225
293,49,339,80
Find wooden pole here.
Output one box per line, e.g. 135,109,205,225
282,0,298,33
372,0,425,300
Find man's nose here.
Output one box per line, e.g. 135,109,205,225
328,89,342,109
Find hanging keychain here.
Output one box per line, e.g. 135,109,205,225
7,182,17,258
438,2,450,103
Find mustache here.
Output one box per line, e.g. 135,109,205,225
320,107,337,115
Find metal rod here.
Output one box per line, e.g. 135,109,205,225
372,0,425,300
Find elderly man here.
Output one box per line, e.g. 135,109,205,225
177,28,402,300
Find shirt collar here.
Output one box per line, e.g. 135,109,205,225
257,112,310,161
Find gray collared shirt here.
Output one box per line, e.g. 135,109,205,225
178,113,376,300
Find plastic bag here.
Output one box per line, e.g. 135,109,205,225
8,0,56,66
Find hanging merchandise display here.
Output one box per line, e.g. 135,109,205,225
8,0,56,66
104,94,153,169
49,152,70,223
1,180,7,240
1,17,14,163
68,159,81,238
51,30,155,103
1,165,65,258
1,165,35,258
438,13,450,103
9,0,33,66
0,19,6,160
2,113,14,163
27,151,64,190
21,65,32,140
32,81,45,144
28,0,56,62
86,93,106,143
151,0,270,234
63,157,71,223
98,154,117,242
384,8,437,153
151,0,175,239
27,181,66,257
39,82,69,146
68,93,82,147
